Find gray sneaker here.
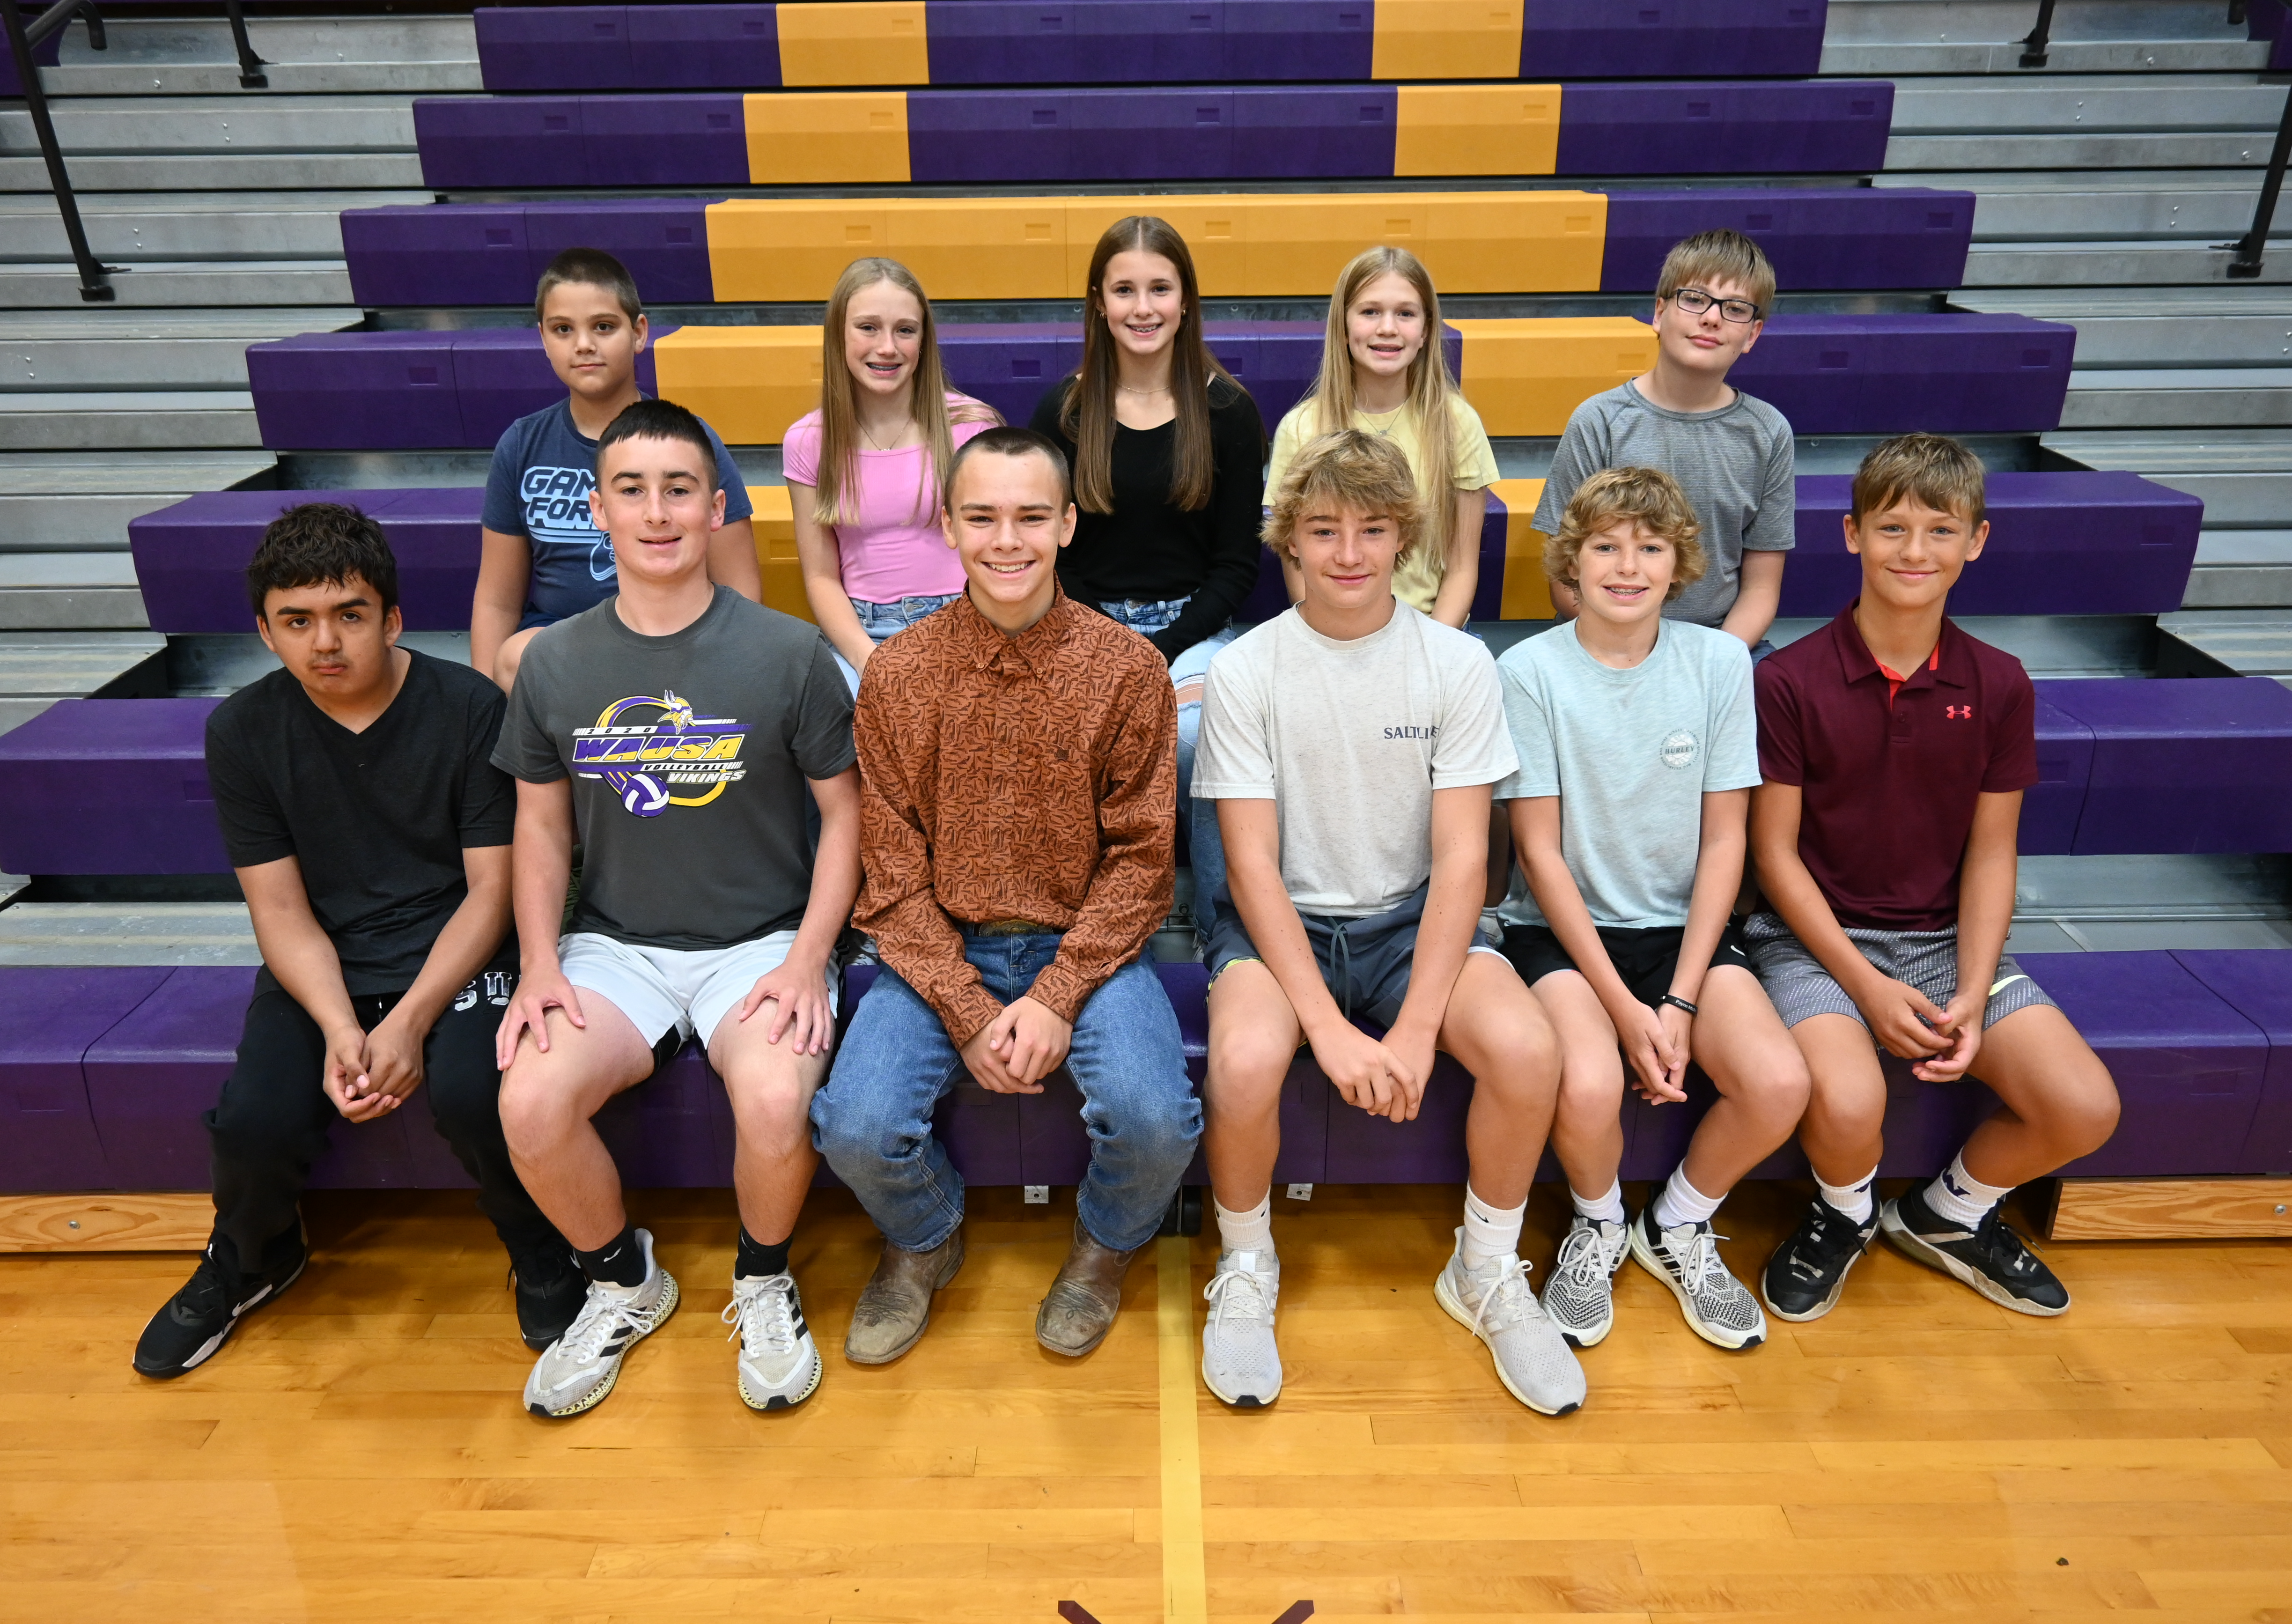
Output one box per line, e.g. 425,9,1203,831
1200,1249,1281,1407
1540,1214,1630,1349
522,1229,680,1418
1435,1229,1586,1416
1628,1208,1768,1351
724,1271,821,1411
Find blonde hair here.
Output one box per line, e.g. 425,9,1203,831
1547,466,1706,604
1297,246,1463,577
1851,432,1987,525
1261,428,1423,566
1061,215,1255,515
1655,228,1776,312
811,257,999,528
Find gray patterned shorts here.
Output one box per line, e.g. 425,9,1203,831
1741,912,2056,1034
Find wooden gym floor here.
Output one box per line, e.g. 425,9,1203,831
3,1181,2289,1623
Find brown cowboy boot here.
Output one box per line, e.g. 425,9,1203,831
845,1225,965,1365
1035,1219,1142,1357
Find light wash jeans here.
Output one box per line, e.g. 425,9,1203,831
810,934,1201,1254
831,591,965,694
1096,596,1236,936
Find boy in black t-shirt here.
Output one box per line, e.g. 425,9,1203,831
134,505,578,1380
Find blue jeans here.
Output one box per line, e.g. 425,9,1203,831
832,592,964,693
1096,597,1235,936
811,933,1201,1254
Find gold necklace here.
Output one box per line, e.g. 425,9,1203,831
1117,382,1172,397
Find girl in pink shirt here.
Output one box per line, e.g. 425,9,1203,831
788,258,1001,690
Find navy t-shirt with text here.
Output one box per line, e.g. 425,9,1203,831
481,398,752,628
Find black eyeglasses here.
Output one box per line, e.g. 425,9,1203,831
1668,287,1764,324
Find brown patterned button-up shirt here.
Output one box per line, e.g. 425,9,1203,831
853,586,1176,1045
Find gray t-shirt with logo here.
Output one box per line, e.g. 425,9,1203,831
493,586,855,950
1493,619,1759,930
1194,601,1516,919
1533,379,1795,630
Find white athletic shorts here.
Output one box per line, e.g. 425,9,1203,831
557,930,838,1052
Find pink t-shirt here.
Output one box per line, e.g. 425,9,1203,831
782,400,991,605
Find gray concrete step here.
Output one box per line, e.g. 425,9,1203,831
0,307,356,391
0,95,418,157
0,552,146,630
1953,288,2292,366
0,901,258,966
1886,131,2274,169
0,261,354,310
2044,429,2292,531
2002,854,2292,956
1879,171,2283,241
0,628,165,735
0,153,423,195
1827,39,2270,73
2062,368,2292,429
0,192,423,265
1963,240,2292,286
2156,608,2292,682
0,393,260,451
2185,531,2292,608
1824,0,2267,76
1889,76,2286,133
0,450,276,552
42,14,479,97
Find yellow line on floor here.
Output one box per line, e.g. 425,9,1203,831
1155,1233,1208,1622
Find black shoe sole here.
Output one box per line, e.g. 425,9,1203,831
133,1253,308,1379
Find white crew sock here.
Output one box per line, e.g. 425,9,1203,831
1816,1165,1879,1225
1459,1185,1526,1270
1214,1193,1275,1262
1925,1151,2012,1230
1651,1165,1725,1232
1570,1178,1627,1227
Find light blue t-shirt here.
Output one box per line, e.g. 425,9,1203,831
1493,619,1759,930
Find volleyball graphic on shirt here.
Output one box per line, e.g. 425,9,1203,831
569,690,750,817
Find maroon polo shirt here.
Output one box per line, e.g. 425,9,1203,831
1755,601,2037,932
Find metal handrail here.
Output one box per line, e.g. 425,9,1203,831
1,0,115,301
2226,79,2292,277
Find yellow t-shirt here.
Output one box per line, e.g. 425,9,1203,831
1266,394,1501,613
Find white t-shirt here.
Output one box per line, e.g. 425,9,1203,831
1194,600,1517,919
1493,619,1759,930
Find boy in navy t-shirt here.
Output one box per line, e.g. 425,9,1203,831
473,248,760,690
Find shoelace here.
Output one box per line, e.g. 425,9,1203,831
174,1248,235,1318
554,1282,643,1367
1203,1263,1274,1325
1554,1222,1621,1286
723,1274,798,1356
1789,1206,1867,1275
1975,1209,2046,1278
1466,1255,1537,1337
1672,1226,1736,1299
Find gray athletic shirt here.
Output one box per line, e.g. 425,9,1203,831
493,586,855,950
1533,380,1795,630
1493,620,1759,931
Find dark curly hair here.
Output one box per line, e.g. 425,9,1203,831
245,502,400,619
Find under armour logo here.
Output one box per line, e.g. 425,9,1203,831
1946,705,1973,720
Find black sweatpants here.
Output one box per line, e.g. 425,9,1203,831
204,969,563,1265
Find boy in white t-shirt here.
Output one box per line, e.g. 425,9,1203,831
1192,428,1577,1416
1496,467,1808,1356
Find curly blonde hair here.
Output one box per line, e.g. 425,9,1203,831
1546,466,1706,603
1261,428,1423,566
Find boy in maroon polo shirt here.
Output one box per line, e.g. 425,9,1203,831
1745,434,2119,1321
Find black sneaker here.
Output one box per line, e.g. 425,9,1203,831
1761,1196,1879,1323
511,1245,587,1351
133,1227,308,1379
1881,1186,2069,1316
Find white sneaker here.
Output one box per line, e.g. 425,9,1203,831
725,1271,822,1412
1541,1214,1631,1349
1629,1208,1767,1351
1200,1249,1281,1407
521,1229,680,1418
1434,1230,1586,1416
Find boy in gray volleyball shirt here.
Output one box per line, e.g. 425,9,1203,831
1538,229,1792,646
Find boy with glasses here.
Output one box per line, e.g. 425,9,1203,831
1536,229,1793,655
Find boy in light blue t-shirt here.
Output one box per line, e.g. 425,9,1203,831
1495,466,1807,1358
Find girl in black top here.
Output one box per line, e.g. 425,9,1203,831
1029,216,1267,930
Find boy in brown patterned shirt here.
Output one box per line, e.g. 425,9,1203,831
811,426,1199,1364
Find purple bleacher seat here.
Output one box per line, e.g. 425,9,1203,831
247,331,465,451
1732,314,2075,435
1222,0,1373,80
475,5,632,91
1069,89,1238,182
0,29,64,99
1600,188,1973,295
1521,0,1826,79
924,0,1086,83
906,91,1076,185
2022,690,2094,858
343,204,535,310
1555,81,1894,176
128,488,485,636
523,199,715,306
581,94,748,188
2172,951,2292,1176
1234,85,1394,180
627,4,781,89
415,95,589,190
0,699,228,876
1779,471,2203,620
939,323,1085,428
2038,678,2292,856
449,325,665,447
0,967,171,1193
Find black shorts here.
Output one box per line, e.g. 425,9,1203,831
1500,920,1751,1010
